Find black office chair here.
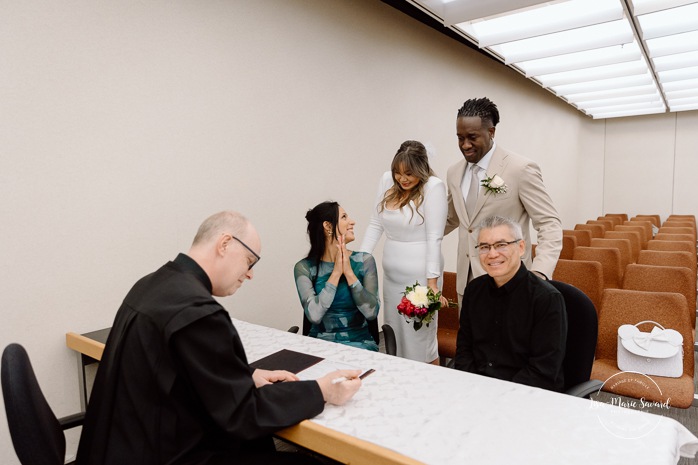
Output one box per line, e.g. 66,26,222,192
2,343,85,465
548,280,603,398
381,324,397,356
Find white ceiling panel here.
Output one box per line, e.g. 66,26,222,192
636,3,698,40
488,20,634,64
516,44,642,76
646,30,698,57
419,0,552,25
631,0,697,15
574,93,662,110
652,51,698,71
405,0,698,118
565,83,659,102
456,0,623,47
536,59,649,87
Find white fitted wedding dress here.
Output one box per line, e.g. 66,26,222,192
360,171,448,362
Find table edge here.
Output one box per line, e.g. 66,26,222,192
65,331,425,465
277,421,425,465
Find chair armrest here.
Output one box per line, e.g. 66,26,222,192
59,412,85,430
566,379,604,398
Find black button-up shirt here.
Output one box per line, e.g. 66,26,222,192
455,262,567,392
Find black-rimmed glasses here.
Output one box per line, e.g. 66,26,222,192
232,236,261,270
475,239,521,255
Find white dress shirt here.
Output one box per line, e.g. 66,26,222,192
460,141,497,204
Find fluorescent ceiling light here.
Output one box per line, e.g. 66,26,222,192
516,44,642,76
457,0,622,47
435,0,553,25
657,66,698,82
645,30,698,57
552,73,653,95
574,93,662,110
583,101,665,114
669,102,698,112
536,58,649,87
631,0,698,16
652,50,698,71
590,107,666,119
636,3,698,40
661,77,698,91
564,84,660,103
664,88,698,99
490,20,634,64
666,95,698,106
406,0,698,118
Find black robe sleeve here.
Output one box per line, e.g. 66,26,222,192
170,311,325,440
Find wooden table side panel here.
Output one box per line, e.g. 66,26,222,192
277,421,425,465
66,332,105,361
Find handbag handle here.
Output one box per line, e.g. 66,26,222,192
633,320,665,331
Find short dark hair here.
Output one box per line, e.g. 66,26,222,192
457,97,500,127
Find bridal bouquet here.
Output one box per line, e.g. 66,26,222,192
397,282,442,331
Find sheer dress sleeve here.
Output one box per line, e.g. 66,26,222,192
293,259,337,324
348,252,380,320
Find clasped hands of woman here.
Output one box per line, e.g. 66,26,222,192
326,234,358,287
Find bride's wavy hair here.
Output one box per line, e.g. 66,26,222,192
304,201,339,266
379,140,434,224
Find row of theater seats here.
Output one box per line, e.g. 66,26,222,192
553,213,697,408
553,214,697,321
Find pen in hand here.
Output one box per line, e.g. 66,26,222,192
331,369,375,384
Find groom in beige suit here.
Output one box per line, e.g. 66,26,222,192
445,97,562,301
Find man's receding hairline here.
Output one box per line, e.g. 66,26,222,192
192,211,250,246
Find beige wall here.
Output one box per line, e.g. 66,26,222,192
0,0,694,462
602,111,698,220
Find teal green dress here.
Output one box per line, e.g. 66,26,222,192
293,251,380,351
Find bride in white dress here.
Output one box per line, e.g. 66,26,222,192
360,140,448,363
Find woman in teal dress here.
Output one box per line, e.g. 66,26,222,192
294,201,380,351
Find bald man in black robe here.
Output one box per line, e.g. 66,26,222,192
76,211,361,465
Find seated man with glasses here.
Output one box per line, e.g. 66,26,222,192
454,215,567,392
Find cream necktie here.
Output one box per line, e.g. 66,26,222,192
465,164,481,218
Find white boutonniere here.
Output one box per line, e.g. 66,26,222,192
481,174,507,195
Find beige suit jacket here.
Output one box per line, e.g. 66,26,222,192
445,145,562,295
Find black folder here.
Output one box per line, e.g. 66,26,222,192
249,349,324,374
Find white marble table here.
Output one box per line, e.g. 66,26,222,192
235,318,698,465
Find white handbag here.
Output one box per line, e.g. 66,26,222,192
617,320,684,378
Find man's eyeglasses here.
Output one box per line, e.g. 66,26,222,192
231,236,261,270
475,239,521,255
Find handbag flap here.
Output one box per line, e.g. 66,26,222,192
618,324,682,358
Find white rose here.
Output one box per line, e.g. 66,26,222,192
407,286,430,307
490,175,505,188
